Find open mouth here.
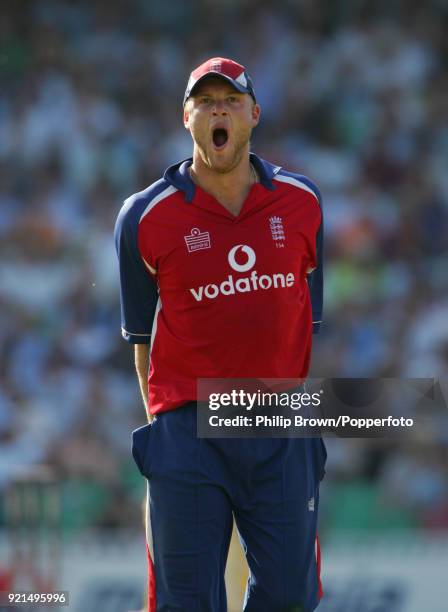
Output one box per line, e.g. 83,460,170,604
212,128,228,149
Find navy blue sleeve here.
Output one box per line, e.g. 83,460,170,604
114,202,158,344
308,211,323,334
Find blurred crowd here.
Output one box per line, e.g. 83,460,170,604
1,0,447,531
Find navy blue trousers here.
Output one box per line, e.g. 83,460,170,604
132,402,326,612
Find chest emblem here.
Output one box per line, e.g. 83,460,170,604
269,216,285,247
184,227,212,253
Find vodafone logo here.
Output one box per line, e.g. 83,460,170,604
189,245,295,302
228,245,256,272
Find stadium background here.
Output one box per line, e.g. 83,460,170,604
1,0,447,610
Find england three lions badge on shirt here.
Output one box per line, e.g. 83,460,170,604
184,228,212,253
269,216,285,247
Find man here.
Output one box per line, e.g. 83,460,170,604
115,57,326,611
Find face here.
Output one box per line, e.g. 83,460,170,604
183,76,261,174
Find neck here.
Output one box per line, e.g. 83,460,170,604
190,148,257,216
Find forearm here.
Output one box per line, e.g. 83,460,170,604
134,343,152,422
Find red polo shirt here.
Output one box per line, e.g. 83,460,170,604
115,154,323,414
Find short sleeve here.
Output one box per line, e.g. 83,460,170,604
307,207,323,335
114,203,158,343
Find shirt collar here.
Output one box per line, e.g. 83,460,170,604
163,153,281,202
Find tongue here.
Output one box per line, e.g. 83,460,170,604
213,129,228,147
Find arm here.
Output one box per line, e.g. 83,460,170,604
114,200,159,421
134,343,153,422
308,197,324,335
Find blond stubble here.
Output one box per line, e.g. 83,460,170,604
193,125,253,175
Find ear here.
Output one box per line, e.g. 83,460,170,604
183,106,190,130
251,103,261,128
